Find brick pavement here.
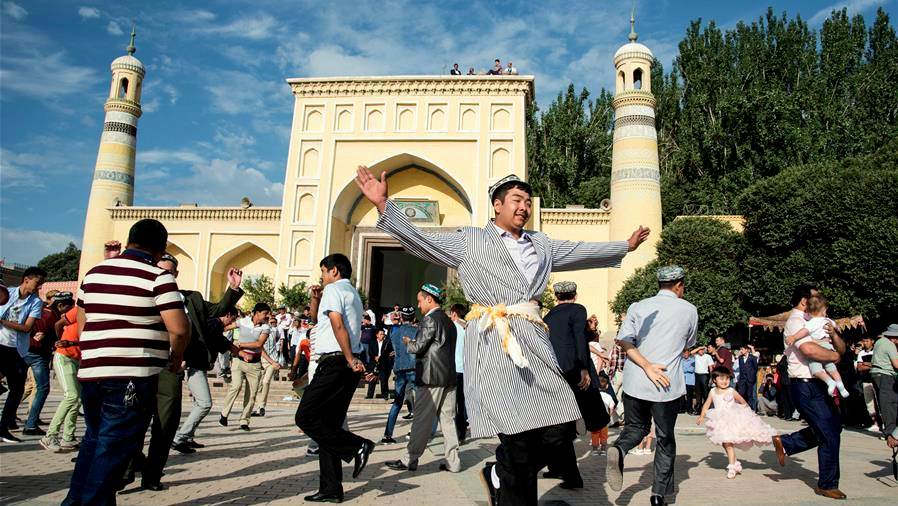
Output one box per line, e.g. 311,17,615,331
1,391,896,505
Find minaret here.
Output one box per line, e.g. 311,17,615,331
79,25,145,277
607,13,663,316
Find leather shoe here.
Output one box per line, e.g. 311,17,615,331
650,495,667,506
814,487,847,499
479,463,499,506
304,492,343,503
771,435,785,466
559,478,584,489
542,471,562,479
606,446,624,491
171,442,196,454
141,481,165,491
385,459,410,471
352,439,375,478
185,440,205,449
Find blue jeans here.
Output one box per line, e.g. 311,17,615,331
780,380,841,490
384,370,415,437
63,376,158,506
737,381,758,412
22,352,51,429
174,368,212,444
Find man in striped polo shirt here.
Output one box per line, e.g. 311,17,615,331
63,219,190,506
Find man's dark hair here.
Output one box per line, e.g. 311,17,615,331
225,306,239,317
765,374,774,379
127,219,169,255
159,252,179,268
790,283,816,307
22,267,47,279
303,305,310,311
400,313,414,323
659,279,684,290
450,303,467,318
320,253,352,279
252,302,271,314
362,314,371,322
495,58,500,63
420,290,443,305
556,291,576,301
492,182,532,205
740,344,750,350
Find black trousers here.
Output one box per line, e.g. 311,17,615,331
455,373,467,440
124,368,182,483
694,374,709,412
0,345,26,429
496,423,571,506
366,367,390,398
679,385,696,413
544,421,581,484
295,355,367,496
612,394,679,497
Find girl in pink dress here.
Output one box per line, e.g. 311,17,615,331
697,366,778,478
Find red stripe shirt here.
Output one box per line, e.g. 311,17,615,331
76,251,183,381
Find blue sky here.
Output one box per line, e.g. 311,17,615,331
1,0,895,266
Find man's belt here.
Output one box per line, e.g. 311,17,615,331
466,300,545,369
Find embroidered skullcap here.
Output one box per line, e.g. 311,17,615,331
657,265,686,282
421,283,443,300
53,291,74,301
489,174,532,201
400,306,417,318
552,281,577,294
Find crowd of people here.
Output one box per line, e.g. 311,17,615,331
0,168,895,505
449,57,519,76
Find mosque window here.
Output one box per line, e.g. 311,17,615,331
633,69,643,90
119,78,129,99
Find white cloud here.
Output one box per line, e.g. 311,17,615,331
214,127,256,150
138,149,205,165
161,83,179,104
193,13,280,40
0,148,45,189
141,96,160,113
107,20,123,36
0,227,81,265
808,0,886,25
205,70,285,115
0,51,99,100
78,6,100,19
139,157,283,207
2,1,27,20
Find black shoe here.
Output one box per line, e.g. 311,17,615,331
542,471,562,479
559,478,584,489
380,436,397,444
22,427,46,436
7,420,18,430
402,412,413,420
116,473,134,492
352,439,375,478
480,463,499,506
219,415,228,427
141,481,165,491
650,495,667,506
251,411,261,417
304,492,343,503
385,459,409,471
240,424,250,431
606,446,624,491
306,446,319,456
35,419,48,426
0,428,22,443
185,440,205,449
364,395,374,399
259,407,265,416
171,442,197,454
439,463,457,473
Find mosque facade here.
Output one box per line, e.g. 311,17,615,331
79,29,664,333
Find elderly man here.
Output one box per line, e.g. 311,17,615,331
357,167,649,506
386,284,460,473
871,324,898,443
606,266,698,506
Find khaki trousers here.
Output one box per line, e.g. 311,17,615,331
254,361,279,409
402,384,460,472
220,358,262,425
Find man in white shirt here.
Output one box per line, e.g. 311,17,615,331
295,254,375,503
450,304,468,442
505,62,518,75
772,284,847,500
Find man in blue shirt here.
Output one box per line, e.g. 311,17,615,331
295,254,374,503
736,344,759,412
680,350,696,415
606,266,698,506
381,306,418,444
0,267,46,443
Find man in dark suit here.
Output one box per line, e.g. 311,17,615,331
736,344,759,412
541,281,608,489
366,328,393,399
123,254,243,491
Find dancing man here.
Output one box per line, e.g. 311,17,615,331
356,167,649,505
605,266,698,506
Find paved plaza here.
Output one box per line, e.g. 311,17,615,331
1,390,895,506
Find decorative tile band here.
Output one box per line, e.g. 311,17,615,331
94,170,134,185
611,167,660,182
103,121,137,136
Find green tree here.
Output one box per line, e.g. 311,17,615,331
36,242,81,281
241,274,274,311
737,140,898,322
611,218,747,344
278,281,309,311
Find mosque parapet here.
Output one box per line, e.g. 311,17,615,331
109,206,282,222
287,75,535,101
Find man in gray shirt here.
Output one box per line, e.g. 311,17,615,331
606,266,698,506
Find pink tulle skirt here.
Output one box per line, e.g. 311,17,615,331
705,404,778,450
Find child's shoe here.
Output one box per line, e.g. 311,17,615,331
734,461,743,474
836,382,850,397
726,464,737,479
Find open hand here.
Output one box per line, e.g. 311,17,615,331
355,165,388,213
696,415,704,425
643,363,670,389
309,284,323,301
627,226,651,251
228,268,243,290
33,332,45,342
578,369,591,390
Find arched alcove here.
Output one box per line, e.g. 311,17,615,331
295,193,315,223
304,109,323,131
429,108,445,130
301,148,319,177
492,108,510,131
209,241,277,298
491,148,510,177
292,238,311,268
460,108,477,131
633,68,643,90
165,241,195,290
398,108,414,131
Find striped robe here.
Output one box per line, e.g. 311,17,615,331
377,200,630,437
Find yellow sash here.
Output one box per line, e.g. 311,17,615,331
466,301,545,369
